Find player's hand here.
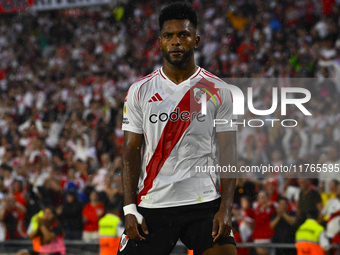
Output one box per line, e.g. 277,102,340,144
212,209,232,242
125,214,149,241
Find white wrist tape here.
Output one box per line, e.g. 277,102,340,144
123,204,144,225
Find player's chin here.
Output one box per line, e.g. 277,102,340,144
168,57,186,66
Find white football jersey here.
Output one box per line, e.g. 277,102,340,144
122,67,237,208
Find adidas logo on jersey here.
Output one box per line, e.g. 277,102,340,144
148,93,163,103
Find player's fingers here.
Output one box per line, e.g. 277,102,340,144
134,223,146,241
141,218,149,235
125,215,145,241
213,223,225,242
212,219,218,237
223,227,231,238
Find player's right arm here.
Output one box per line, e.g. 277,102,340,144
122,131,148,240
121,83,149,240
122,131,142,206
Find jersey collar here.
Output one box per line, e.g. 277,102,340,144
159,66,201,86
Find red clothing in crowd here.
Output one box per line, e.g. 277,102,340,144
269,191,279,203
234,231,250,255
253,204,275,240
82,203,104,231
237,42,255,63
13,191,26,207
322,0,335,15
4,207,26,239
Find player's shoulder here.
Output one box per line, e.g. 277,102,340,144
129,69,160,91
199,68,224,83
199,68,232,100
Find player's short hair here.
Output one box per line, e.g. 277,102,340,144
158,1,198,31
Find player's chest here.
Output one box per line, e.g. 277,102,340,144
140,82,217,122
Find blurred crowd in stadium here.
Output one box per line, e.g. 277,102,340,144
1,0,340,254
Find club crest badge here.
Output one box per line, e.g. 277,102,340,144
119,234,129,251
194,88,205,104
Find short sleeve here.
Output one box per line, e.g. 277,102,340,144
215,87,237,132
122,84,143,134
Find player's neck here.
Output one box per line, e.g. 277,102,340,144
162,60,198,85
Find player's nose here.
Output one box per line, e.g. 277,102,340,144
171,35,181,46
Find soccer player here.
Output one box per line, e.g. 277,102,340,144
118,2,237,255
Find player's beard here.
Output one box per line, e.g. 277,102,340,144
162,47,194,68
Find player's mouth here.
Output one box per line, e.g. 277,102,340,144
170,50,184,56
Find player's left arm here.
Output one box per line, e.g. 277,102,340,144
212,131,237,242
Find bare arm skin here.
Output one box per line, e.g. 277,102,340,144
212,131,237,242
39,223,55,244
27,227,40,239
122,131,148,240
270,214,281,229
281,212,296,225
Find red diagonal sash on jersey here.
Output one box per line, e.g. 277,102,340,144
137,77,220,204
327,209,340,223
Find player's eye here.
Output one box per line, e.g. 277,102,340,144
164,34,172,38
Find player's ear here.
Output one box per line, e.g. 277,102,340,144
194,35,200,49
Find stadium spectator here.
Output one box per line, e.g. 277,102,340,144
92,153,111,192
0,193,26,239
61,167,84,192
253,191,275,255
104,174,118,204
98,203,123,255
233,177,256,206
82,190,104,241
325,183,340,255
295,208,330,255
319,144,340,192
270,196,297,255
264,178,280,205
322,182,340,222
60,190,83,240
28,156,49,197
2,164,13,191
43,165,64,209
238,196,254,243
297,178,322,226
233,158,256,205
16,205,66,255
25,209,44,255
12,179,26,208
232,221,250,255
320,179,338,208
